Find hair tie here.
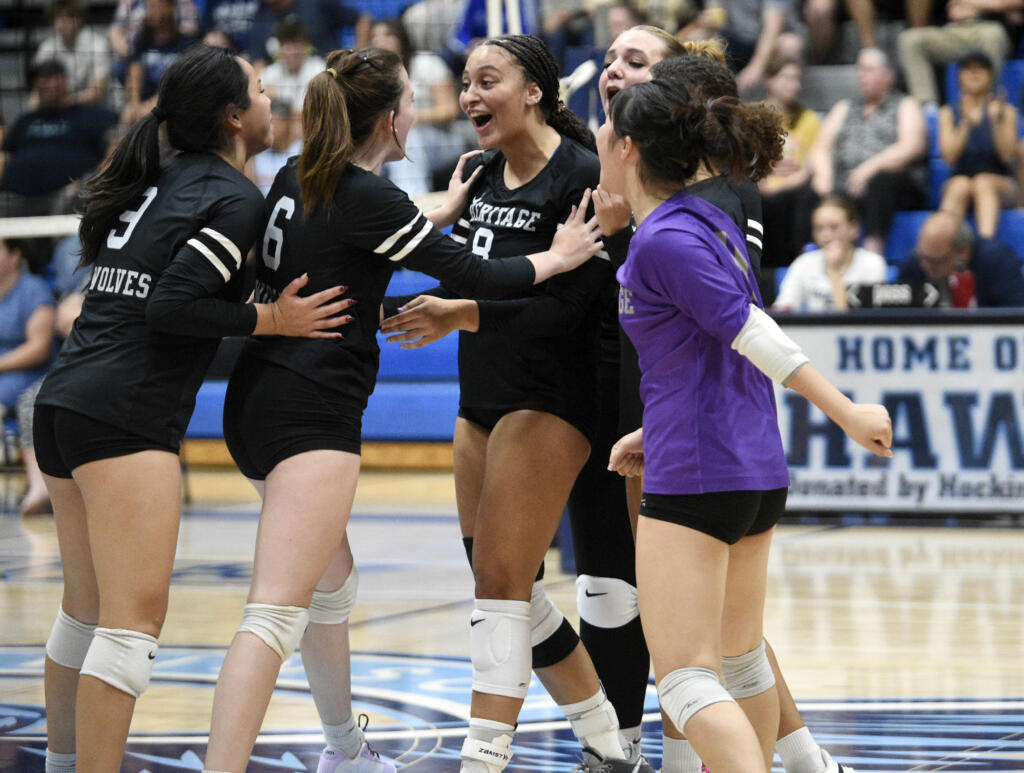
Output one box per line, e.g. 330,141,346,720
151,105,167,122
326,67,338,79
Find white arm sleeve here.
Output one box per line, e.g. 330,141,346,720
731,305,809,386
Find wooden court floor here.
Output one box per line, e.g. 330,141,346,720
0,467,1022,772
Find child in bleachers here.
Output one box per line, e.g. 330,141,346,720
938,49,1019,239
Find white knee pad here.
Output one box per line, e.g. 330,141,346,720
308,565,359,625
721,641,775,699
79,627,158,698
576,575,639,629
529,581,564,646
45,608,96,670
237,603,309,661
470,599,531,699
658,667,735,733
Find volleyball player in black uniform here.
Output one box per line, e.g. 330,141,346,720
201,47,602,773
31,46,349,773
380,34,649,773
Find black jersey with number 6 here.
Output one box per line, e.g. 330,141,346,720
36,152,266,447
239,159,538,406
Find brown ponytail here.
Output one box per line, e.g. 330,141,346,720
298,47,404,214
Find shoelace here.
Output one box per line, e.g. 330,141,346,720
358,713,384,759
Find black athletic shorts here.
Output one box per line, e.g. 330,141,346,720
223,357,363,481
33,404,179,479
639,487,788,545
458,404,596,440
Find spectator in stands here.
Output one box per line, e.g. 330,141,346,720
202,0,260,56
108,0,198,63
939,49,1019,238
34,0,112,106
373,18,466,195
682,0,804,91
253,98,300,194
402,0,465,53
260,19,324,106
808,47,928,255
203,28,237,50
804,0,937,64
898,0,1024,108
897,210,1024,305
247,0,370,67
122,0,197,125
607,0,648,39
0,61,117,217
773,195,889,311
0,239,56,512
759,54,821,266
17,288,84,515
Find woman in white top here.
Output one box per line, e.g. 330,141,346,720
773,195,888,311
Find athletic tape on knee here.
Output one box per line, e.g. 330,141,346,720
576,575,639,629
79,627,158,698
46,608,96,670
721,641,775,699
308,565,359,625
731,305,809,386
237,603,309,660
658,667,735,732
470,599,531,699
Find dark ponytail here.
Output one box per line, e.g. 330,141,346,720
485,34,596,153
299,47,404,214
648,54,785,182
78,44,250,266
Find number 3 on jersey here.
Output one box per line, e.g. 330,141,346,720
263,196,296,271
471,227,494,260
106,187,158,249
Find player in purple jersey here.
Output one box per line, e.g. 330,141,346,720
33,45,349,773
599,74,893,773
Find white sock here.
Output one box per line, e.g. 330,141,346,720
460,717,515,773
323,714,364,759
661,736,702,773
45,750,76,773
777,727,825,773
620,724,642,761
562,688,624,759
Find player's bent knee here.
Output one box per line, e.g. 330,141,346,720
576,574,639,628
658,666,736,732
79,627,158,698
237,603,309,660
529,581,579,668
720,640,776,699
308,565,359,625
46,608,96,670
470,599,531,699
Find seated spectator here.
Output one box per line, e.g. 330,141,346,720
108,0,198,63
202,0,259,57
402,0,465,53
939,49,1019,238
0,61,117,217
247,0,369,68
808,47,928,255
773,195,889,311
202,28,236,50
897,210,1024,306
681,0,804,92
260,19,324,107
122,0,197,125
759,54,821,266
253,98,300,194
897,0,1023,108
804,0,937,64
0,239,56,511
34,0,112,106
374,18,466,195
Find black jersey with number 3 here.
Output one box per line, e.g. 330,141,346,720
445,138,612,437
36,152,266,447
240,159,538,406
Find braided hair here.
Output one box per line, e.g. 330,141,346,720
483,34,596,153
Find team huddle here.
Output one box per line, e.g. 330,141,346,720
32,27,893,773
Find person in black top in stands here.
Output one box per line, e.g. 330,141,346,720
32,44,348,773
202,46,602,773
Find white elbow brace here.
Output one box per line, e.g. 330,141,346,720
731,305,809,386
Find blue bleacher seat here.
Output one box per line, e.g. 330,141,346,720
925,105,940,157
774,266,788,295
363,381,460,441
377,332,459,380
386,269,438,297
995,209,1024,253
884,210,930,264
186,380,228,439
929,156,952,208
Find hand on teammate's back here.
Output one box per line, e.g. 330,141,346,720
550,189,604,272
269,274,356,338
